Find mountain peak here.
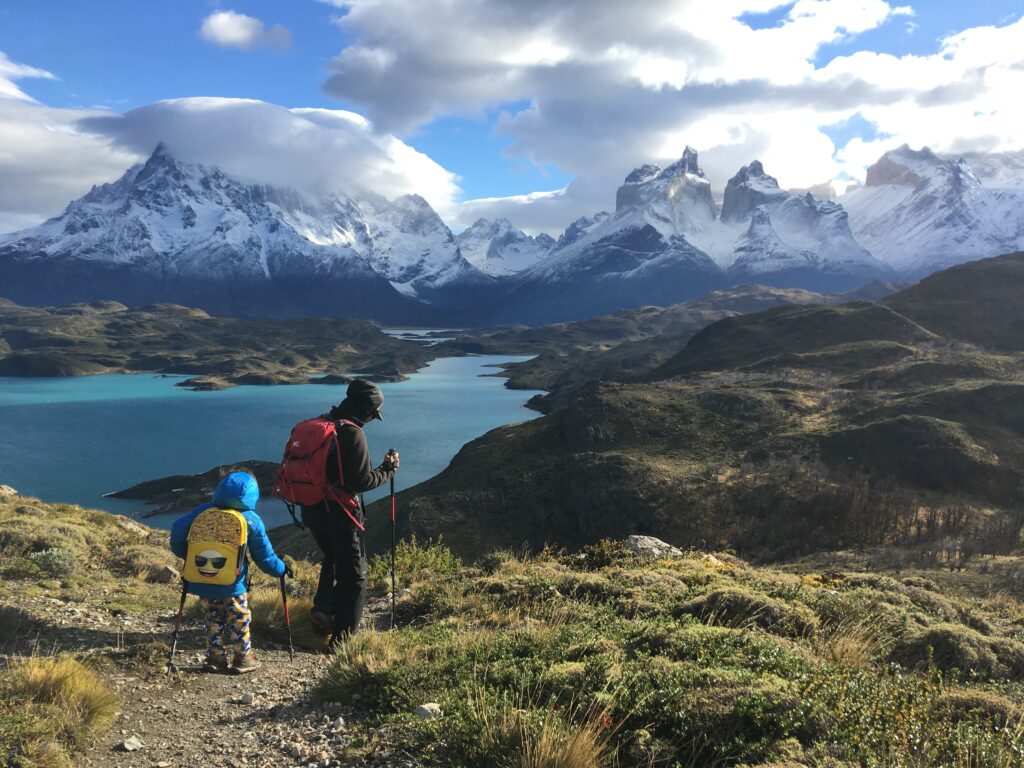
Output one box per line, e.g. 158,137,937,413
720,161,787,223
658,146,704,180
623,164,662,185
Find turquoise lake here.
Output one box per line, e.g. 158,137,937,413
0,356,540,529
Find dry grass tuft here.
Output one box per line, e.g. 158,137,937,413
9,655,117,744
2,654,118,766
247,587,327,651
313,630,400,702
816,614,897,668
475,694,616,768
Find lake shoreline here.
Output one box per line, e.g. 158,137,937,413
0,355,544,529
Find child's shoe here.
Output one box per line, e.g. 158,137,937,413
203,654,229,673
232,652,261,674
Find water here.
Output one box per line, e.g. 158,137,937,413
0,356,540,529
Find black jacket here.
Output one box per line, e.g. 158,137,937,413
323,403,392,496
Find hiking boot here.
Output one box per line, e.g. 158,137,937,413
232,652,261,674
310,610,332,636
202,654,229,673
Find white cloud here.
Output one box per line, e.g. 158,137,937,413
0,99,138,233
0,52,56,103
199,11,291,52
321,1,1024,233
0,60,462,234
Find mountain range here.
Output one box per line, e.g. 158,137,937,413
2,142,1022,324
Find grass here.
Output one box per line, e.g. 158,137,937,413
0,655,118,767
314,539,1024,767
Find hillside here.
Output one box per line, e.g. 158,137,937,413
6,491,1024,767
885,252,1024,351
369,253,1024,563
441,285,838,394
0,299,437,388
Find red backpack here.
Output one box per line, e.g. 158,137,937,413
274,417,363,530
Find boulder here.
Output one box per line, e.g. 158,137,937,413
0,484,17,499
625,535,682,558
414,702,443,721
149,565,180,584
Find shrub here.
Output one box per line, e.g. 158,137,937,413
367,537,461,592
890,624,1024,679
678,588,819,638
27,548,75,579
934,689,1022,726
572,539,632,571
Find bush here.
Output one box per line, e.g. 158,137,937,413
890,624,1024,679
27,548,75,579
367,537,460,592
934,689,1022,726
678,588,819,638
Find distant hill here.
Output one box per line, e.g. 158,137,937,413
370,252,1024,561
0,299,436,388
885,252,1024,351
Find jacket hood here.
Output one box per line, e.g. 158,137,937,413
212,471,260,511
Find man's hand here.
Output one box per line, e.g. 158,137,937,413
383,449,400,471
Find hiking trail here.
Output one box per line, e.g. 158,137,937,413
5,589,420,768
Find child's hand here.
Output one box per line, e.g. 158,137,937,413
284,564,295,579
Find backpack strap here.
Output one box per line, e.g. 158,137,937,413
329,419,366,532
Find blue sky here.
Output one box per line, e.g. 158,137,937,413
0,0,571,200
1,1,1022,234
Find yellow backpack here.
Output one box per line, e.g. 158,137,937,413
182,507,249,586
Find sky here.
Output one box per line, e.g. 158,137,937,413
1,0,1022,235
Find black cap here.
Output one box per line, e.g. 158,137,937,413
345,378,384,421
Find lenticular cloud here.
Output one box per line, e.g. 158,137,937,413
76,98,461,218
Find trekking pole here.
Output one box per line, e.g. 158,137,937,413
388,448,398,631
166,578,188,674
280,573,295,661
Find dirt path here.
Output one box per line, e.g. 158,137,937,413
5,593,420,768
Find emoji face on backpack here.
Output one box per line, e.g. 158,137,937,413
194,549,228,578
183,508,248,586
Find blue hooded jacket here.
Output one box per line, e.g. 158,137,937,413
170,472,287,598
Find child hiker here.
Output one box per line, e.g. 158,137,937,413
170,470,292,673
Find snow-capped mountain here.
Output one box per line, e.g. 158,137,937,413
485,148,728,323
455,218,554,277
474,149,887,323
840,145,1024,276
0,144,484,320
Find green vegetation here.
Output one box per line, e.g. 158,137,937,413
0,299,436,388
371,254,1024,564
317,539,1024,767
0,495,180,616
1,655,118,767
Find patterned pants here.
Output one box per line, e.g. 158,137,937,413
200,594,251,659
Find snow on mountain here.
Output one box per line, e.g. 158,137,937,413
0,144,483,318
840,145,1024,275
728,206,817,277
455,218,554,277
720,161,790,223
359,193,487,296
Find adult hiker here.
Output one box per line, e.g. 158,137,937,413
295,379,399,645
